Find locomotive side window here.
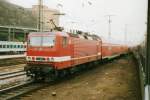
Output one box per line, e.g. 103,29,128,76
62,37,67,47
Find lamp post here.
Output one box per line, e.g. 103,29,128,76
12,23,16,41
124,24,128,45
38,0,43,32
105,15,115,42
8,28,11,41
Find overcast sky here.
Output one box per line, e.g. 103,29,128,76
8,0,148,45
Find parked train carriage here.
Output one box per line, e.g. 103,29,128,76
102,42,128,59
102,43,112,58
0,41,26,54
110,44,128,55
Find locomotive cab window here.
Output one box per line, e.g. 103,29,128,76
62,37,67,47
29,36,55,47
42,36,55,47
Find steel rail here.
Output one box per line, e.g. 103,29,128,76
0,71,26,80
0,70,24,76
0,80,48,100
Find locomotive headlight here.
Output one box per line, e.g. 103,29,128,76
42,58,45,61
26,56,32,61
51,58,54,62
28,57,32,61
46,57,49,61
48,57,51,61
49,57,54,62
31,57,35,61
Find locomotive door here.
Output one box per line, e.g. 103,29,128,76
97,39,102,60
70,37,79,67
70,37,75,67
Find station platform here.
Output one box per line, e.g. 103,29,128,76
145,85,150,100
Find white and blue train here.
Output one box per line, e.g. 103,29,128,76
0,41,26,54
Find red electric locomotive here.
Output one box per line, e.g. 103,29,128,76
25,31,128,81
25,32,102,81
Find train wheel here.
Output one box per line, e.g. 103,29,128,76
66,68,72,75
57,68,72,78
81,64,88,70
94,61,99,66
33,75,43,82
44,70,58,82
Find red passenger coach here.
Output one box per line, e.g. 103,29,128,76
102,42,128,59
25,32,102,80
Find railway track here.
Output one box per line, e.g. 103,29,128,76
0,70,49,100
0,70,26,80
0,80,49,100
0,64,25,73
0,71,47,100
0,70,27,91
0,57,25,67
0,54,127,100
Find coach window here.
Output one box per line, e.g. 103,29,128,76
0,45,2,48
3,45,6,48
10,45,13,48
24,45,26,48
14,45,16,48
7,45,9,48
62,37,67,47
18,45,20,48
